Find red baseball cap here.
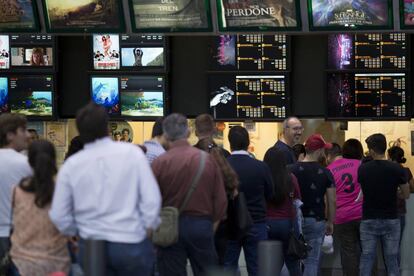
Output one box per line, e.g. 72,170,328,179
305,134,332,151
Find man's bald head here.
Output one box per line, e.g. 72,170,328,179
281,117,303,146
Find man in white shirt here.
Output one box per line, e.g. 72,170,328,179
50,103,161,276
0,114,32,264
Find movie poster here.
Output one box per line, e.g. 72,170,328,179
93,34,120,70
46,122,66,147
311,0,389,27
211,35,236,70
91,77,120,114
327,73,354,118
10,91,53,117
27,121,45,138
131,0,210,30
121,48,164,67
43,0,123,30
0,77,8,113
109,122,134,142
218,0,298,29
404,0,414,26
327,34,354,70
0,0,37,30
0,36,10,69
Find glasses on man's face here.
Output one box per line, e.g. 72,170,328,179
286,126,304,132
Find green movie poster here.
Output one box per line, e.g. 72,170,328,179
130,0,211,31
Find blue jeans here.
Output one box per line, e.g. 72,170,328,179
267,218,302,276
224,222,268,276
398,215,405,265
79,238,154,276
157,216,217,276
302,218,326,276
360,219,400,276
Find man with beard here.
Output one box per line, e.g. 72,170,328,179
265,117,304,165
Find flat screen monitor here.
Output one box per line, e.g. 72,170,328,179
327,72,408,119
120,76,165,118
120,35,165,69
0,36,10,70
309,0,393,30
0,77,9,113
0,0,39,32
42,0,124,32
90,76,120,115
93,34,120,70
328,33,407,70
9,75,54,118
10,34,54,68
217,0,301,31
129,0,212,32
401,0,414,28
209,74,289,120
210,34,289,71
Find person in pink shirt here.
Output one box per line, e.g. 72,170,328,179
326,139,363,276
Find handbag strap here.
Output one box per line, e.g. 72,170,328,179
288,175,296,232
179,151,208,213
9,185,17,235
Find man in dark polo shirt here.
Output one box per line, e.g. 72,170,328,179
358,134,410,276
265,116,304,165
151,113,227,276
224,126,273,276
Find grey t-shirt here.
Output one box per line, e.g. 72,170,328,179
0,149,32,237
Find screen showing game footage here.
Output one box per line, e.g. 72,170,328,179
327,73,408,119
328,33,407,70
120,76,165,117
90,76,120,115
42,0,124,32
120,35,165,69
10,35,54,68
309,0,393,30
9,75,54,117
210,34,289,71
0,77,9,113
402,0,414,28
209,74,289,120
0,0,38,31
93,34,120,70
129,0,211,32
0,36,10,70
217,0,300,31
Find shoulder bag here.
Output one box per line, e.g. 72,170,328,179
153,151,207,247
287,189,310,260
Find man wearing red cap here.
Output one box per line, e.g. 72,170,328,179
289,134,336,276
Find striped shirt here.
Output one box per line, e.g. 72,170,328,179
144,140,166,164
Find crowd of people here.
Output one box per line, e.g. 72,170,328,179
0,102,413,276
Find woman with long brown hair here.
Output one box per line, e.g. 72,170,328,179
196,137,238,265
10,140,70,275
264,147,302,276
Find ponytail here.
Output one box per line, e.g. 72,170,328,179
21,140,57,208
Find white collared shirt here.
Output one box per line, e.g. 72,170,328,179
49,137,161,243
231,150,251,156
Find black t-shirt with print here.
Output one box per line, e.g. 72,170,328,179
289,162,335,220
358,160,407,219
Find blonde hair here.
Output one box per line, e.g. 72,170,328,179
30,48,45,65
